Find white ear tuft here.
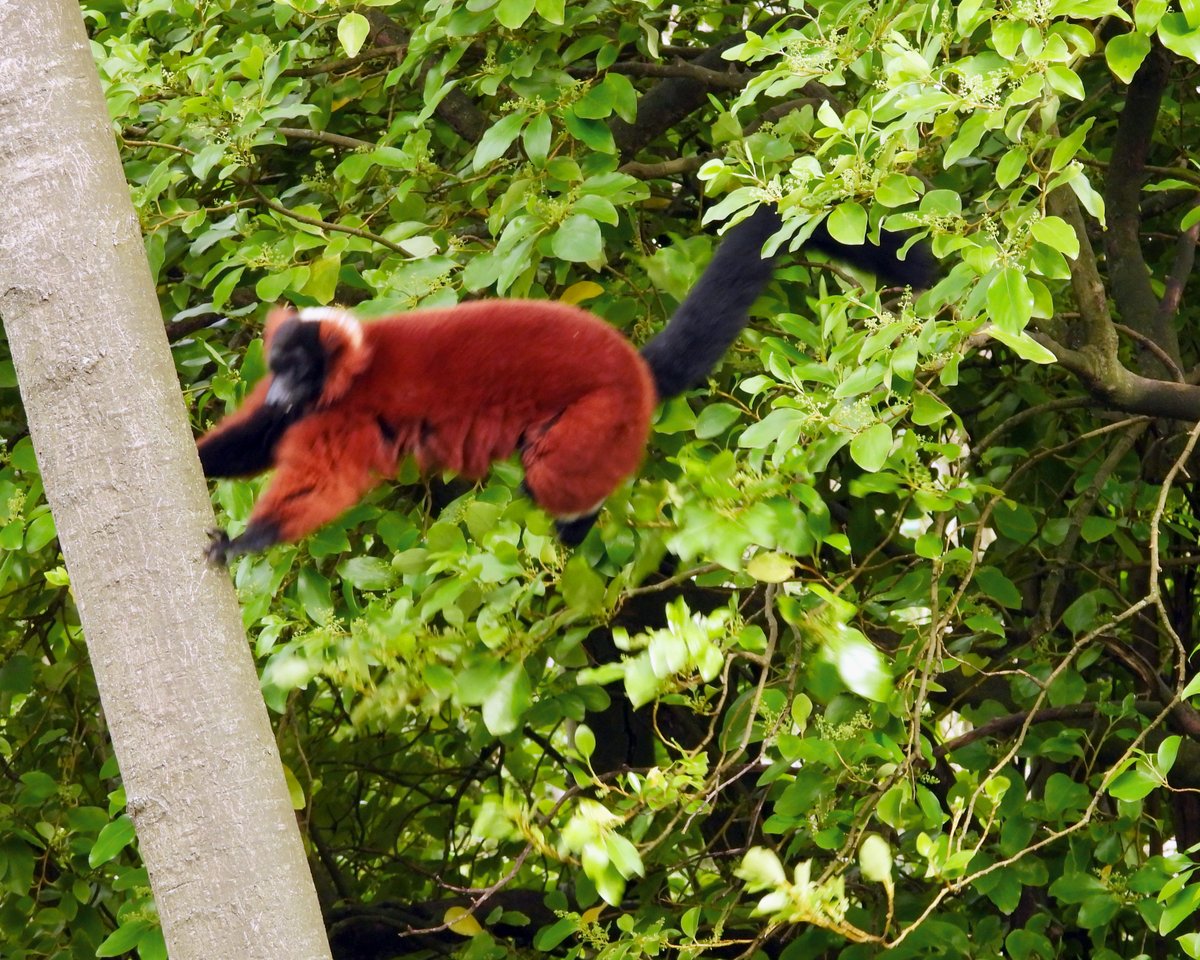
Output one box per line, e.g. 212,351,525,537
296,306,363,351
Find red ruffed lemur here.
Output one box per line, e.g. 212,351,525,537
197,207,934,564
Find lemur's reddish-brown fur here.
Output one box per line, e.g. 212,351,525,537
197,206,934,564
199,301,657,562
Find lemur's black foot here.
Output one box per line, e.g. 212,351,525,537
205,528,235,566
555,511,600,547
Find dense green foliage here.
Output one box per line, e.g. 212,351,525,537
6,0,1200,957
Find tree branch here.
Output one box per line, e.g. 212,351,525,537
281,43,408,78
1028,189,1200,417
618,155,708,178
1114,322,1184,381
253,188,409,255
572,60,749,89
1047,186,1120,356
1104,44,1179,374
363,11,488,143
1029,328,1200,419
278,127,376,151
611,16,786,158
1157,216,1200,332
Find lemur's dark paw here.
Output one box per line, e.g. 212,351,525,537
205,528,233,566
555,511,599,547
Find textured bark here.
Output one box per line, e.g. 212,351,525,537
0,5,331,959
1035,188,1200,420
1103,46,1181,374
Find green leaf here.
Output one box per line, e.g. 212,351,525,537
593,861,626,906
912,393,951,426
282,764,306,810
975,566,1022,608
482,663,532,735
944,113,987,168
1159,13,1200,63
695,402,742,438
535,0,565,23
1030,216,1080,257
534,917,577,950
603,73,638,124
96,920,154,958
737,847,787,889
496,0,535,28
875,174,920,207
337,12,370,58
1046,64,1085,99
562,554,605,611
624,656,661,709
1050,117,1095,172
987,267,1035,334
1105,31,1152,83
574,724,596,759
827,627,891,701
746,552,794,583
1158,735,1181,775
563,112,616,153
24,512,56,552
986,325,1058,363
996,148,1028,188
827,202,867,245
457,661,505,706
1109,765,1158,801
473,112,527,170
1062,591,1099,634
605,832,645,878
522,112,552,164
575,81,616,119
1136,0,1169,32
551,215,603,262
850,421,892,472
859,835,892,884
297,567,333,623
336,557,395,591
304,254,341,304
89,815,136,867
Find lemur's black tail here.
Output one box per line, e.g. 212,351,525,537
640,207,782,400
639,207,937,400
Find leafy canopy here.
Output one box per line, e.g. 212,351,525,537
3,0,1200,958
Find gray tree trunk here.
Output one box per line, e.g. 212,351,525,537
0,5,332,958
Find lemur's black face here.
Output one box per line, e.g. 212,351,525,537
265,316,326,411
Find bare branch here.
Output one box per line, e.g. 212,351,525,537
277,127,376,151
1157,217,1200,332
281,43,407,78
618,155,708,178
573,60,749,89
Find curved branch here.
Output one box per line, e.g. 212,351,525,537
573,60,750,89
1114,322,1184,381
1029,328,1200,419
1157,217,1200,332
